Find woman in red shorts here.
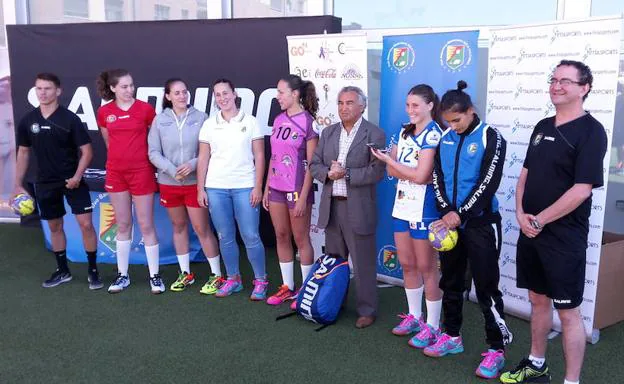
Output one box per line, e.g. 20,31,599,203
148,78,221,293
96,68,163,294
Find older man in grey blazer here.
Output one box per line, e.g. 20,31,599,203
310,86,386,329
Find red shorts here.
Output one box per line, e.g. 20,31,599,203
105,167,158,195
159,184,200,208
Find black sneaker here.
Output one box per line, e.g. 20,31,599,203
87,270,104,290
500,358,551,383
42,269,72,288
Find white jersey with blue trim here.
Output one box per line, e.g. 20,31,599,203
392,120,443,223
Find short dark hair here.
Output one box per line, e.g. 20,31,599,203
36,73,61,88
556,60,593,101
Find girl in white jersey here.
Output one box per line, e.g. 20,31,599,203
371,84,443,348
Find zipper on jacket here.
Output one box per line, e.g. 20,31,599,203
452,135,465,207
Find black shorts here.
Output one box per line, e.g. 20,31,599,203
34,180,93,220
516,234,586,309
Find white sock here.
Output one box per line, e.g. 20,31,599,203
405,286,424,318
563,380,579,384
301,263,313,283
529,355,545,368
177,253,190,274
207,255,222,277
425,299,442,329
145,244,160,277
115,239,131,276
279,261,295,290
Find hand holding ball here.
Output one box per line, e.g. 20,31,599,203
428,223,458,251
10,193,35,216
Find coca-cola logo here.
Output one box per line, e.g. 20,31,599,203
315,68,337,79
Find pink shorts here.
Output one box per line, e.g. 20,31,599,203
268,187,314,209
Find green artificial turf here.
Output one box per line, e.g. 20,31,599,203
0,224,622,383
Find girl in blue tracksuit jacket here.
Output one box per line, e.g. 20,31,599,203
423,81,512,380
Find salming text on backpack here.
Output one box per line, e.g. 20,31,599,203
295,254,350,325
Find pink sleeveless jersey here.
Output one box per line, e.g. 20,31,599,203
269,111,317,192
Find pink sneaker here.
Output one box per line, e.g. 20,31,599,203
391,314,422,336
215,276,243,297
290,288,300,310
266,284,296,305
476,349,505,379
423,333,464,357
250,279,269,301
408,323,441,349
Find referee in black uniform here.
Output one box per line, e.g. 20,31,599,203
14,73,103,290
501,61,607,384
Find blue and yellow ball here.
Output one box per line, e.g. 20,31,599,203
10,193,35,216
428,224,458,251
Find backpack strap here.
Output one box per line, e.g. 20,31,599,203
275,311,297,321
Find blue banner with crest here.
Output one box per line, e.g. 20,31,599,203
376,31,480,283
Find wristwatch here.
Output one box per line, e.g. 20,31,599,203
345,167,351,182
530,218,542,230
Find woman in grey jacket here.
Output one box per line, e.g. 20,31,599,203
148,78,221,293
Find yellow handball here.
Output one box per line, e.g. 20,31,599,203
428,224,459,251
10,193,35,216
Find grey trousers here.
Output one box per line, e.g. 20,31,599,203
324,198,378,317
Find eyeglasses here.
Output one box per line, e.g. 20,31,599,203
548,77,583,86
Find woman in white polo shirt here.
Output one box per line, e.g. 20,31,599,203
197,78,268,300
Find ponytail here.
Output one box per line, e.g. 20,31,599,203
281,74,319,117
96,68,130,101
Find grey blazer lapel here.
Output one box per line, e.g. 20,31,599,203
348,119,369,156
331,125,340,160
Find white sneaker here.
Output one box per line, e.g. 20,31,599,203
149,274,165,294
108,273,130,293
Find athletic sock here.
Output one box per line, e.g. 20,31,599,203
116,239,131,276
207,255,222,277
405,286,424,318
300,263,313,283
145,244,160,277
54,250,69,273
425,299,442,329
86,251,97,273
528,355,546,368
177,253,190,274
563,380,579,384
279,261,295,290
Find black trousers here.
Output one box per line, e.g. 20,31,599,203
439,221,512,350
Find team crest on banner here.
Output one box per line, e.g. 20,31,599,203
99,202,119,251
378,245,399,272
440,39,472,72
387,42,415,73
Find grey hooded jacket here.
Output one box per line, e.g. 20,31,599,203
148,106,207,186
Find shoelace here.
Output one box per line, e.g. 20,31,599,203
114,274,127,285
397,313,416,327
150,275,163,286
252,279,268,293
432,333,453,349
274,285,292,298
221,279,239,291
480,350,503,368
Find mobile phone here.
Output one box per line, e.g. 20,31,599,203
367,143,388,153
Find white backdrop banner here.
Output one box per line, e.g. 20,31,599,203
286,33,368,258
485,17,622,339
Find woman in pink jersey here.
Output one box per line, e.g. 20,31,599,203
96,68,164,294
263,74,319,307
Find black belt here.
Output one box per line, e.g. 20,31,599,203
332,196,347,201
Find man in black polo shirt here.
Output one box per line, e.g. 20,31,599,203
14,73,102,290
501,61,607,384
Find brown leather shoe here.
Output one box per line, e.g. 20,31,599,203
355,316,376,329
